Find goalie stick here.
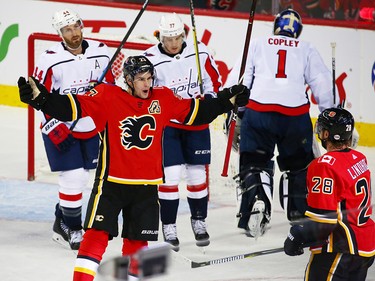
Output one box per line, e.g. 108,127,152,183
98,0,150,83
221,0,258,177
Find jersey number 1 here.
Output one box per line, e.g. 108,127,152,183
275,49,287,79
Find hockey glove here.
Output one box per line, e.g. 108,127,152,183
218,85,249,107
230,84,249,107
284,225,304,256
42,119,75,152
18,76,48,110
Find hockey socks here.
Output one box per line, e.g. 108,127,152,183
73,229,109,281
122,239,148,278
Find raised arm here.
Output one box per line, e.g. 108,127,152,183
18,76,81,121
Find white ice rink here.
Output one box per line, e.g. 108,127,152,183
1,105,374,281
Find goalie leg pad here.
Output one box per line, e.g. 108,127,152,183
279,168,308,221
237,164,274,230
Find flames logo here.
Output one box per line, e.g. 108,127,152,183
119,115,156,150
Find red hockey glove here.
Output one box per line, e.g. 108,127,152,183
42,119,75,152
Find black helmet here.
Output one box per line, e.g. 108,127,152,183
123,55,155,80
274,9,303,39
315,107,354,142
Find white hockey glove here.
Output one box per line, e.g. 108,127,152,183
351,127,359,149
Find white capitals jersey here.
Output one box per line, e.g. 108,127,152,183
144,40,222,130
33,39,113,139
226,35,333,116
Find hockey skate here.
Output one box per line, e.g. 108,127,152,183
191,218,210,247
52,217,83,250
162,223,180,252
247,199,269,238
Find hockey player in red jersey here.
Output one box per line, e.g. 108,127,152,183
18,55,249,281
33,9,114,250
284,107,375,280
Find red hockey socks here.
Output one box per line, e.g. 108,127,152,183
73,229,109,281
122,239,148,278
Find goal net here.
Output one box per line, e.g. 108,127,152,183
27,32,239,200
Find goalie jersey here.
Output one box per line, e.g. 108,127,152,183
305,148,375,257
33,39,114,139
226,35,333,115
144,40,222,131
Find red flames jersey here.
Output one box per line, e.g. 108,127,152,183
73,84,198,185
305,148,375,257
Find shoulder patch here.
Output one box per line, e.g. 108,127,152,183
318,155,336,165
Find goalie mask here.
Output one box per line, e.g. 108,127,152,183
158,13,185,42
315,107,354,144
273,9,303,39
52,9,83,37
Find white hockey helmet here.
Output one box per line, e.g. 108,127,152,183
52,9,83,36
158,13,185,42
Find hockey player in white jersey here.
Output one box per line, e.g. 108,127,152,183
33,9,114,250
143,13,222,251
225,9,334,238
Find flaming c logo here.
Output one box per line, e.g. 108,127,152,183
119,115,156,150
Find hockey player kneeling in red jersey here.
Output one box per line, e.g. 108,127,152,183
284,107,375,281
18,55,249,281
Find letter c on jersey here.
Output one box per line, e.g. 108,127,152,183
119,115,156,150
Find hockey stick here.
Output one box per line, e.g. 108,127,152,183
97,0,150,83
331,42,336,106
188,0,204,95
190,247,284,268
221,0,258,177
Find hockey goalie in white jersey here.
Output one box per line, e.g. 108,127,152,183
143,13,222,251
225,9,335,238
32,9,114,250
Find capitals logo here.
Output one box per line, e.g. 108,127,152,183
372,62,375,93
119,115,156,150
